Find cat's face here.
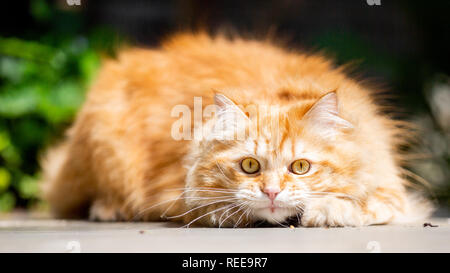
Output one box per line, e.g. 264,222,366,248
185,92,359,227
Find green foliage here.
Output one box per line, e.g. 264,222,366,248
0,0,121,211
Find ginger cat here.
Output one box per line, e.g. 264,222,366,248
41,33,431,227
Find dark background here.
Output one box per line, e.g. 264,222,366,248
0,0,449,212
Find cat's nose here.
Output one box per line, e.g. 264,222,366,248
263,187,280,201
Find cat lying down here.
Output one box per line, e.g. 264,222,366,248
41,33,432,227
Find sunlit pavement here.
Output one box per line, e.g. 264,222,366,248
0,213,449,253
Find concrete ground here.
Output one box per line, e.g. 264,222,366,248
0,213,449,253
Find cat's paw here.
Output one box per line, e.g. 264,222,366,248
301,198,365,227
89,200,125,221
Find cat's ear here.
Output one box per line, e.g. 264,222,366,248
210,93,248,140
209,93,248,140
214,94,240,111
302,92,353,139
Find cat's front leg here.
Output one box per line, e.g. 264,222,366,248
301,197,367,227
301,188,410,227
89,199,127,221
301,194,402,227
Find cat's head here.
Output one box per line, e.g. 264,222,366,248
184,92,361,227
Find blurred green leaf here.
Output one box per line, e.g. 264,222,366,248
0,85,40,117
79,50,100,84
0,192,15,212
0,0,121,211
0,168,11,193
0,58,26,83
0,131,10,151
37,80,84,124
0,37,55,63
1,145,22,166
18,175,39,199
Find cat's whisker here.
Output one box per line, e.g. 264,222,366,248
236,196,258,202
269,215,289,228
182,190,238,196
164,187,240,194
161,187,237,201
133,194,189,221
170,189,239,197
295,204,305,215
158,191,186,219
218,202,243,227
219,201,250,228
167,197,239,219
240,208,252,227
244,207,253,227
159,194,235,218
233,206,250,228
237,190,259,199
134,184,241,220
134,195,236,221
295,212,301,225
297,206,305,213
182,204,234,228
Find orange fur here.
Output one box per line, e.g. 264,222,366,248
41,33,432,227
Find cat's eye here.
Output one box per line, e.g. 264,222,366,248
290,159,311,175
240,157,260,174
